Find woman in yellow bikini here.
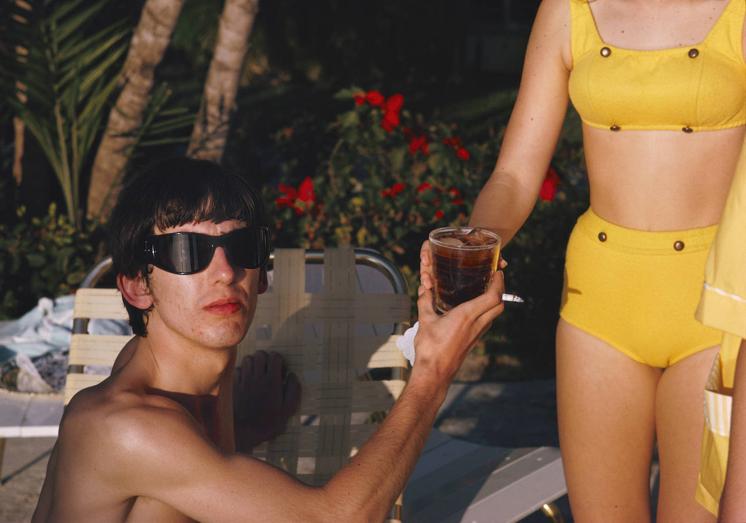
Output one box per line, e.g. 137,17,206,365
469,0,746,521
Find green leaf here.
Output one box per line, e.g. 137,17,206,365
53,0,112,43
339,110,360,129
26,254,46,268
334,86,364,100
66,271,85,286
427,153,444,172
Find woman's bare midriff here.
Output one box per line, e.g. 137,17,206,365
583,124,746,231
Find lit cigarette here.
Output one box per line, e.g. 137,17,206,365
502,293,524,303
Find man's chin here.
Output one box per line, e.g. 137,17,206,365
204,323,250,349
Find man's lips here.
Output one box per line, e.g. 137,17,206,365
204,298,242,315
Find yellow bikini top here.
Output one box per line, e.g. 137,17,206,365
568,0,746,132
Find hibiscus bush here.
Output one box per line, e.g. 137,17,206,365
267,87,587,377
270,87,497,285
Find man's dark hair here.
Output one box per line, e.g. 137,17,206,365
107,157,267,337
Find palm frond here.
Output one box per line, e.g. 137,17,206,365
5,0,130,227
127,83,194,150
51,0,113,43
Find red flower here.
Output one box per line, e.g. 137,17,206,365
382,182,406,198
448,187,463,205
417,182,432,193
353,92,366,106
384,93,404,113
434,210,445,220
539,166,561,202
443,136,463,148
275,183,297,208
365,90,385,107
297,176,315,203
455,147,470,161
408,135,429,156
275,178,314,214
381,110,400,132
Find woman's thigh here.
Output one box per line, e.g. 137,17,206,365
557,319,661,523
655,346,718,523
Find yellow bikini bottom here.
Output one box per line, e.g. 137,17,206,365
560,209,722,368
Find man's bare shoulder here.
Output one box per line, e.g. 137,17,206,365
59,380,208,481
66,380,199,438
36,377,228,521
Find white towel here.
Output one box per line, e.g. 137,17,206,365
395,321,419,365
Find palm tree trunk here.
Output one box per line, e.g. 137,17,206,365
187,0,259,163
13,116,26,185
87,0,184,222
12,1,30,186
13,86,26,186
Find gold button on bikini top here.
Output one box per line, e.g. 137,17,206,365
568,0,746,132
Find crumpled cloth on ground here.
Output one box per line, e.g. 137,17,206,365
0,296,131,393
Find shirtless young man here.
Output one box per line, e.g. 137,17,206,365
33,157,505,522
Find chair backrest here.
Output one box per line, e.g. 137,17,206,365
66,285,132,404
67,248,411,486
238,248,411,485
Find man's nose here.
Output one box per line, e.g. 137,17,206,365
209,246,238,281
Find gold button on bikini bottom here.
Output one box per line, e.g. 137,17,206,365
598,232,607,242
674,240,685,251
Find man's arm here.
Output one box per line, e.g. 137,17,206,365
718,340,746,522
104,242,504,522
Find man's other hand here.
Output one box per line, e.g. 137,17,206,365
234,351,301,451
412,240,505,385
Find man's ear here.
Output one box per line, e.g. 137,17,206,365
117,273,153,310
258,268,268,295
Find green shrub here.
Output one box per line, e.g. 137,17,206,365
0,204,104,319
267,87,589,378
269,87,497,289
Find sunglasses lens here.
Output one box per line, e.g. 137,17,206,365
195,234,219,272
168,234,210,274
224,228,270,269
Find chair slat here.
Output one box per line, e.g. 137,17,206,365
283,380,406,414
241,337,407,370
64,374,108,404
69,334,132,366
73,289,128,320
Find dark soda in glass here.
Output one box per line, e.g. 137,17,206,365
429,227,501,313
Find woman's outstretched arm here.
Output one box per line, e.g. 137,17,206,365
470,0,572,244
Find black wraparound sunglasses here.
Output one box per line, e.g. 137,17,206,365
143,227,271,275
